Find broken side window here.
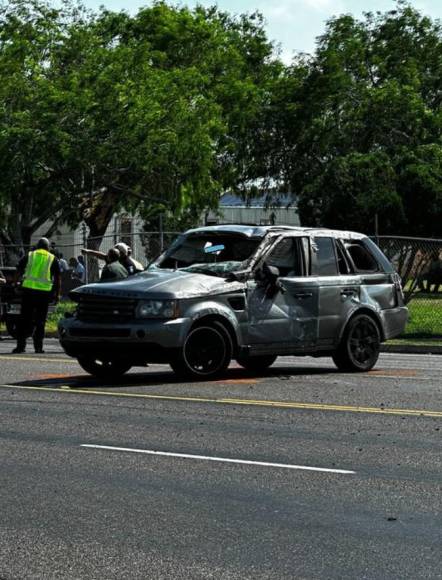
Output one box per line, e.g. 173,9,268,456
301,237,311,275
313,237,338,276
265,238,301,277
344,241,379,272
336,240,352,274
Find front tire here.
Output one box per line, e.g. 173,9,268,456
236,354,277,372
77,357,132,379
332,314,380,372
170,322,232,380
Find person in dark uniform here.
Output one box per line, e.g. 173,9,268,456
13,238,61,354
99,248,128,282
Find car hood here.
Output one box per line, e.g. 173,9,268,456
71,269,244,300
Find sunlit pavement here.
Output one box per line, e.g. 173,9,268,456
1,336,441,579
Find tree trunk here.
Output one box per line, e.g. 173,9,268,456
1,196,28,265
81,190,117,283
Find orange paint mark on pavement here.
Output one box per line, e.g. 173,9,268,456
36,373,75,380
368,369,417,377
215,378,258,385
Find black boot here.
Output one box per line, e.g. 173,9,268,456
33,340,44,354
12,342,26,354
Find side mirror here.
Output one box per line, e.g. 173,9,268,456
255,262,280,285
264,263,280,283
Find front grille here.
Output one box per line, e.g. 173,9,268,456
77,295,136,323
70,328,131,338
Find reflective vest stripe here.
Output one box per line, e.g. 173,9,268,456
22,250,55,292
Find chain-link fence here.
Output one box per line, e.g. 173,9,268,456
80,231,179,284
1,232,441,337
377,236,442,337
0,231,180,297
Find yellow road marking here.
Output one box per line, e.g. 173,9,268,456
36,373,76,379
0,383,441,418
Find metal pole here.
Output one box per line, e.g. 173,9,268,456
159,213,164,252
82,222,88,284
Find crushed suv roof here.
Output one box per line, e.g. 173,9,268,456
187,224,367,240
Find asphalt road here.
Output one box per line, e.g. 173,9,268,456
0,338,441,580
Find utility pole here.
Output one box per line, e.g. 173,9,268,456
82,222,88,284
159,213,164,252
374,213,379,245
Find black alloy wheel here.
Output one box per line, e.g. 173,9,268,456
236,354,277,372
77,357,132,379
170,322,232,380
332,314,381,372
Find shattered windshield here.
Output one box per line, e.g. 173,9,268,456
152,233,262,277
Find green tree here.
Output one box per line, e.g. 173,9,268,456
0,0,280,256
396,144,442,238
0,0,73,252
302,152,403,232
275,2,442,236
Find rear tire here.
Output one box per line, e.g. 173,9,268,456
77,357,132,379
332,314,380,372
170,321,232,380
236,354,277,372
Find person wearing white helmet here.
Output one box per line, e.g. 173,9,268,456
114,242,144,273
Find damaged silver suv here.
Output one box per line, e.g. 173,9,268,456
59,225,408,379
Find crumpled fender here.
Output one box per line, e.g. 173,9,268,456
184,300,244,345
338,298,384,343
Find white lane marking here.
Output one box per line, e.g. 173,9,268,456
80,444,355,475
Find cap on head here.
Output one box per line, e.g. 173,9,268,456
107,247,120,262
36,237,50,250
114,242,130,256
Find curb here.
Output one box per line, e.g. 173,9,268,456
381,344,442,355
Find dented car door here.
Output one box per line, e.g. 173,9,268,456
245,235,319,352
309,237,361,348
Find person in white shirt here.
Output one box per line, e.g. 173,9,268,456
69,257,85,283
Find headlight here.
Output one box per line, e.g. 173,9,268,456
136,299,178,319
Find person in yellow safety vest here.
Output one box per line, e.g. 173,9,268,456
12,238,61,354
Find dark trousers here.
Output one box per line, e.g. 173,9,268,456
16,288,51,350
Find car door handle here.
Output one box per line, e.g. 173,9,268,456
293,292,313,299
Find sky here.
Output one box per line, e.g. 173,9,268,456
80,0,442,61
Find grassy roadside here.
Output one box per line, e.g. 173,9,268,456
402,294,442,338
46,301,77,333
386,337,442,347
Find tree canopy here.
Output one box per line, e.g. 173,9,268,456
272,2,442,236
0,0,440,252
0,0,280,249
